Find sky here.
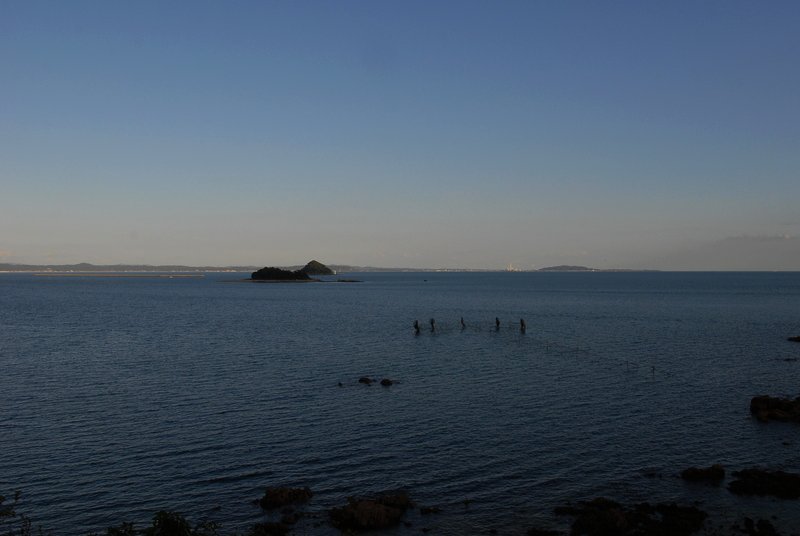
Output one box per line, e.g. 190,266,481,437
1,1,799,270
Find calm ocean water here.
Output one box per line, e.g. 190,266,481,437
2,271,800,534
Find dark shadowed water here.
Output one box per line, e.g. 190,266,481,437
2,272,800,534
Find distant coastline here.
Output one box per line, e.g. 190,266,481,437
0,262,660,273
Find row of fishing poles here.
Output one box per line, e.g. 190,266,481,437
414,317,527,334
411,317,666,379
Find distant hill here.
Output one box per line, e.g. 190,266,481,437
299,260,334,275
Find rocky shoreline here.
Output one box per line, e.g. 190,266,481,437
6,461,799,536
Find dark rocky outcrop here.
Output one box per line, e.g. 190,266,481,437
249,522,290,536
750,395,800,423
251,267,312,281
680,464,725,484
299,260,334,276
258,487,313,510
555,498,707,536
787,336,800,342
728,468,800,499
736,517,781,536
329,492,413,531
380,378,393,387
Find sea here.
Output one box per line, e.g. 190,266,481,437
1,271,800,535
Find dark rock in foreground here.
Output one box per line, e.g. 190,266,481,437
736,517,782,536
251,267,312,281
750,395,800,423
728,468,800,499
680,464,725,484
329,492,413,531
527,529,563,536
555,497,707,536
259,487,313,510
250,522,290,536
788,336,800,342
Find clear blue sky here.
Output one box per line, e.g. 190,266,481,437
2,1,798,269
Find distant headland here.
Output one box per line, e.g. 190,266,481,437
536,265,659,272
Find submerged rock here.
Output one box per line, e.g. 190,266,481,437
258,487,313,510
555,497,707,536
728,468,800,499
680,464,725,484
787,336,800,342
380,378,393,387
750,395,800,423
329,492,413,531
358,377,373,385
419,506,442,515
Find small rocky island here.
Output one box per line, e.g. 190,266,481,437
251,267,311,281
250,260,334,281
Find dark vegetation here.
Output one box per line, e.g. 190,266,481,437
250,267,311,281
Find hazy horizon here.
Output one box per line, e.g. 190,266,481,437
2,1,799,271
